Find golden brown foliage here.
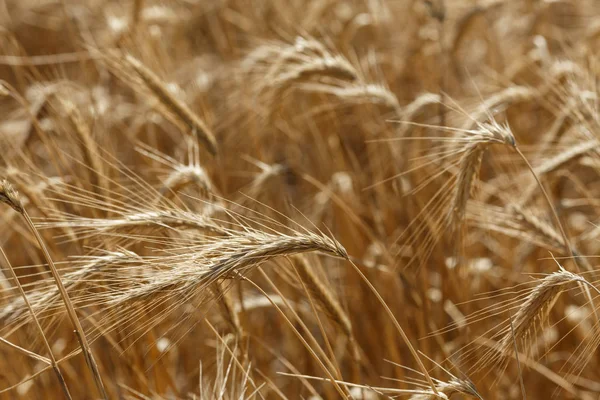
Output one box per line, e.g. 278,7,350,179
1,1,600,399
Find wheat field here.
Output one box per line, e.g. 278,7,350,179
1,0,600,399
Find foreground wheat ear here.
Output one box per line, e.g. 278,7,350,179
448,118,516,234
0,179,108,399
383,113,519,269
395,111,579,273
473,266,600,373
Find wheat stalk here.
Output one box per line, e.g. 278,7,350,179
0,179,108,399
212,280,244,339
0,247,73,400
293,256,351,337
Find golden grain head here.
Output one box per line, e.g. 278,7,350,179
0,179,24,213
